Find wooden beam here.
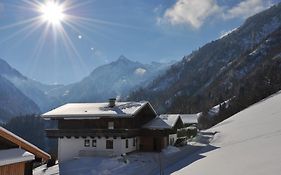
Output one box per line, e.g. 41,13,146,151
0,127,51,161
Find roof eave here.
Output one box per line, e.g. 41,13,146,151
42,114,133,120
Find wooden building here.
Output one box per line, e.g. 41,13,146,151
179,114,200,127
0,127,51,175
141,114,184,151
42,99,185,162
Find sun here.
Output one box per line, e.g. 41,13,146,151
40,1,65,25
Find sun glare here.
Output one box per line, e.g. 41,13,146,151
0,0,126,74
40,1,65,25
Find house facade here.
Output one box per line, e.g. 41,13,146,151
42,99,184,162
0,127,50,175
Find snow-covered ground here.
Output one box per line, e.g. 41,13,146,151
33,164,59,175
35,92,281,175
34,153,159,175
34,142,208,175
34,140,209,175
172,92,281,175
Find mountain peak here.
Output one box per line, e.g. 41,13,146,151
117,55,131,62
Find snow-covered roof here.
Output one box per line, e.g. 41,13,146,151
0,148,35,166
172,92,281,175
142,117,172,129
143,114,180,129
42,101,152,119
159,114,181,127
0,127,50,160
208,99,231,118
179,113,200,124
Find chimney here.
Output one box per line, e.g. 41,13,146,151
108,98,116,108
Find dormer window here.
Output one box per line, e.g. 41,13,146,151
108,122,114,129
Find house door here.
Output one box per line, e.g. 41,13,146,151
153,138,157,151
153,137,162,152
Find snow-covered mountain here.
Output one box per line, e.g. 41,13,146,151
128,3,281,113
172,91,281,175
0,75,40,122
0,58,61,112
0,56,172,119
50,55,173,103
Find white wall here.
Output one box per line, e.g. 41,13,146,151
122,137,137,153
58,137,138,162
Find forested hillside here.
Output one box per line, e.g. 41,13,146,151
128,3,281,128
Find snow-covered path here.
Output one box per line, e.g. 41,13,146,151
172,92,281,175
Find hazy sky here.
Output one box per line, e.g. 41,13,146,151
0,0,280,84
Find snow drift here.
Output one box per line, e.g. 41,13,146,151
173,92,281,175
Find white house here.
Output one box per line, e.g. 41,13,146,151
42,99,187,162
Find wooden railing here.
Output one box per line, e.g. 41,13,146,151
45,129,139,138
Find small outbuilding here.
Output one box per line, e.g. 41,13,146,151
142,114,184,151
0,127,51,175
179,113,200,127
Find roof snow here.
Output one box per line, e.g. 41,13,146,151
179,114,200,124
173,92,281,175
160,114,180,127
143,114,180,129
0,148,35,166
42,101,150,119
208,99,231,117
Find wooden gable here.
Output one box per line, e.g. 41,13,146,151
0,127,50,161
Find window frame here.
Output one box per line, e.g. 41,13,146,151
126,139,128,148
108,121,114,129
92,139,97,147
106,140,113,149
84,139,90,147
133,138,136,147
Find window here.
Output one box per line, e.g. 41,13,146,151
92,140,97,147
133,138,136,147
126,139,128,148
169,138,174,145
84,139,90,147
106,140,113,149
108,122,114,129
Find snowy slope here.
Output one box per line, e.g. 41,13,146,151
172,92,281,175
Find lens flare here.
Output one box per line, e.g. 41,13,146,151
40,1,65,25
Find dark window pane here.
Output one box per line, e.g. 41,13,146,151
106,140,113,149
133,138,136,147
92,140,97,147
84,139,90,147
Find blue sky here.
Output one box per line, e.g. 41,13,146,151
0,0,280,84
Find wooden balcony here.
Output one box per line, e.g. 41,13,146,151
45,128,139,138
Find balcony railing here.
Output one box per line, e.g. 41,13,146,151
45,129,139,138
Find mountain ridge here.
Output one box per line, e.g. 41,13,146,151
128,3,281,114
49,55,173,103
0,74,40,122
